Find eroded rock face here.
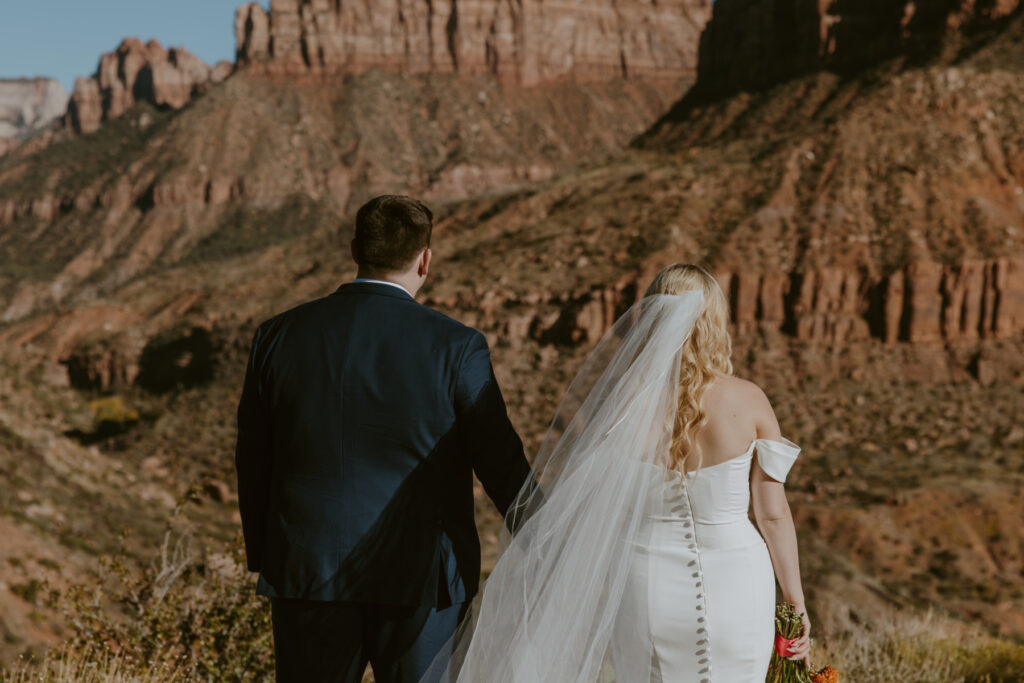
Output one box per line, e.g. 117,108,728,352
62,343,140,392
429,257,1024,354
697,0,1022,94
723,258,1024,345
234,0,713,85
66,38,233,134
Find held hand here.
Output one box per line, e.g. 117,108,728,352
785,610,812,663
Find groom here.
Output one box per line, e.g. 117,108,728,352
235,195,534,682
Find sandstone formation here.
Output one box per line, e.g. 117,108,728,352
726,257,1024,345
415,257,1024,358
234,0,713,85
0,78,69,152
697,0,1022,94
12,253,1023,398
65,38,233,134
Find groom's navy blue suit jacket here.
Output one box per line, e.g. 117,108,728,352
235,281,532,608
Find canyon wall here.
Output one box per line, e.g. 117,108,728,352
697,0,1022,94
717,257,1024,346
34,255,1024,394
65,38,233,134
234,0,713,85
435,257,1024,353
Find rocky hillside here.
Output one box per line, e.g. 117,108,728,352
0,69,684,325
637,0,1024,349
1,0,1024,672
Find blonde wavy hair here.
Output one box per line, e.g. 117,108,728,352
645,263,733,473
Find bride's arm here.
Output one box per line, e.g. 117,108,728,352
749,390,811,662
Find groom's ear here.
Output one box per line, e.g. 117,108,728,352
350,239,359,265
419,248,431,277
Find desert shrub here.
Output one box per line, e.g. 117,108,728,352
89,397,140,431
7,532,274,682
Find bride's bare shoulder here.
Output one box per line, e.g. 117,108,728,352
714,375,782,438
708,374,776,415
709,374,769,401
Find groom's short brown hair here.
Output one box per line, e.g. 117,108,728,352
352,195,433,272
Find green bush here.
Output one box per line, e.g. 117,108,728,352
89,397,140,431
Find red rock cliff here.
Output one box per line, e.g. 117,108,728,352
234,0,713,85
436,257,1024,356
66,38,233,134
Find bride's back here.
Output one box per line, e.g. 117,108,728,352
681,373,777,473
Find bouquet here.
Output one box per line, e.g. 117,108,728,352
767,602,839,683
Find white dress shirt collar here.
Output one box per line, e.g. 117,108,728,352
352,278,413,298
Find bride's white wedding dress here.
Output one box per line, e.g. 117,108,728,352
421,290,805,683
617,437,801,682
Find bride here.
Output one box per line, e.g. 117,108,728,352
423,263,811,682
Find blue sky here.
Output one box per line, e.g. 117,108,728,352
0,1,269,92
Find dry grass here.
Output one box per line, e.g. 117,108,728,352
0,647,187,682
5,583,1022,683
813,607,1024,683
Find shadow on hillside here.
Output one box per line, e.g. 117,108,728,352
636,0,1024,145
136,326,215,394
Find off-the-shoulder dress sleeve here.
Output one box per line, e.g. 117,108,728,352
754,437,801,483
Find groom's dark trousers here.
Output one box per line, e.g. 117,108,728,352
235,281,532,683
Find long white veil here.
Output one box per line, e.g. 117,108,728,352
422,289,705,683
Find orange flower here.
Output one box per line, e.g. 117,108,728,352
811,666,839,683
